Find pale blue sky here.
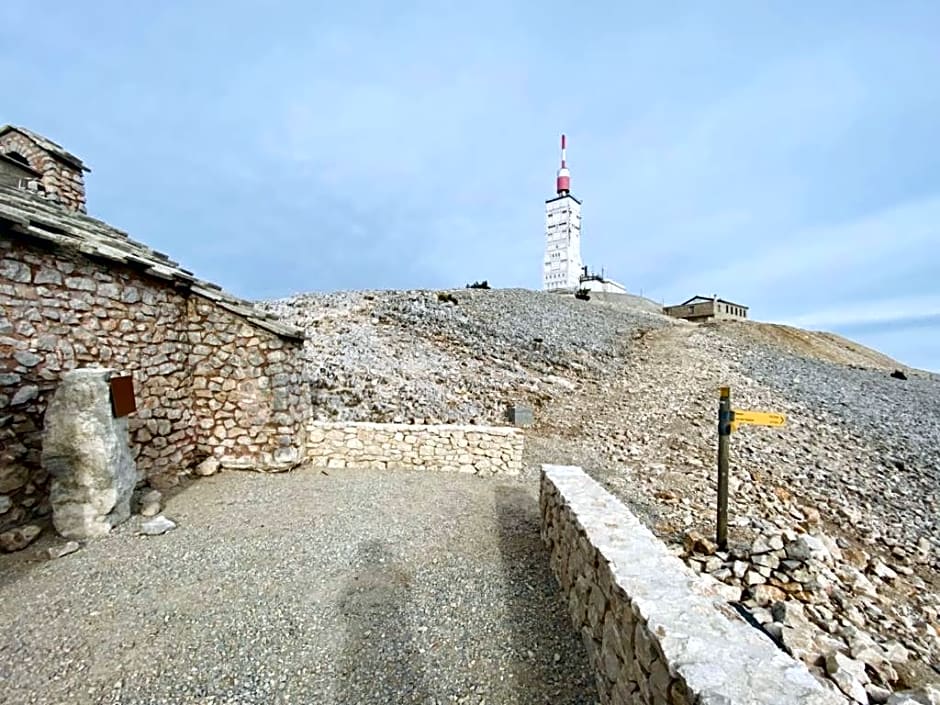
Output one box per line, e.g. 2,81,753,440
2,2,938,370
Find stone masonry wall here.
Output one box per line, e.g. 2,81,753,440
307,421,523,475
0,237,308,530
540,465,847,705
189,300,307,470
0,131,86,213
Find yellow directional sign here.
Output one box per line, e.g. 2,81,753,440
731,409,785,431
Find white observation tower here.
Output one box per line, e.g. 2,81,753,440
542,134,583,291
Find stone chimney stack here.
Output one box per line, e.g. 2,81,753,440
0,126,89,213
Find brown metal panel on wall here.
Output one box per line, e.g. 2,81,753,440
110,375,136,417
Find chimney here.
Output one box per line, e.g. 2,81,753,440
0,126,89,213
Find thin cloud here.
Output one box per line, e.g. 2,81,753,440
781,296,940,329
660,194,940,301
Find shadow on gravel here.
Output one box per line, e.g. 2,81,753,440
494,484,597,704
337,539,428,705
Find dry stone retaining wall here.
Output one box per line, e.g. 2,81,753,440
0,238,308,530
540,465,846,705
306,421,523,474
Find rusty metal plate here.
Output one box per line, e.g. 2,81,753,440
110,375,137,417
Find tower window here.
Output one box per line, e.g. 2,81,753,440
4,151,30,166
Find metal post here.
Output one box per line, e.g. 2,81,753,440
716,386,732,550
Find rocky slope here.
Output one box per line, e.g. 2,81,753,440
259,288,940,702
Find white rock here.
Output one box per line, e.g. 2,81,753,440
850,570,879,598
138,489,162,517
887,688,940,705
194,457,220,477
871,561,898,581
825,651,869,684
745,570,766,586
882,640,910,664
825,653,870,703
139,515,176,536
42,369,137,539
751,535,775,555
47,541,81,559
0,495,11,514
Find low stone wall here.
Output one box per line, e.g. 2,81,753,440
540,465,845,705
306,422,523,475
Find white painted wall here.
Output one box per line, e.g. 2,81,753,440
543,195,583,291
581,278,628,295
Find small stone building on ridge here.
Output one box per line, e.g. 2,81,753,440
664,295,749,323
0,126,310,531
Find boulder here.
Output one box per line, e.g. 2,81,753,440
42,369,138,539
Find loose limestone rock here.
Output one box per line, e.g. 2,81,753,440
47,540,81,559
139,515,176,536
887,686,940,705
825,652,870,703
0,524,42,552
138,489,162,517
194,457,220,477
42,368,138,539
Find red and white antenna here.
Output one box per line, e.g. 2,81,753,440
556,133,571,195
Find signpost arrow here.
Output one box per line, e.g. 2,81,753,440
730,410,786,431
715,389,787,549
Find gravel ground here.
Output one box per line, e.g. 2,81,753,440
0,468,595,705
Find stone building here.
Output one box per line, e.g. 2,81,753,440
0,126,89,213
664,295,749,322
0,129,310,533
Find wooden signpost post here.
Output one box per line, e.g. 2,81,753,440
716,387,786,550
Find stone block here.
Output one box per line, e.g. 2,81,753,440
42,369,137,539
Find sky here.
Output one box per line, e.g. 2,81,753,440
2,2,939,370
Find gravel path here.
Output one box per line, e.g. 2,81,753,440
0,468,595,705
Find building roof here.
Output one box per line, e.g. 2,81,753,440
0,186,305,341
675,295,748,309
544,193,582,206
0,125,90,172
